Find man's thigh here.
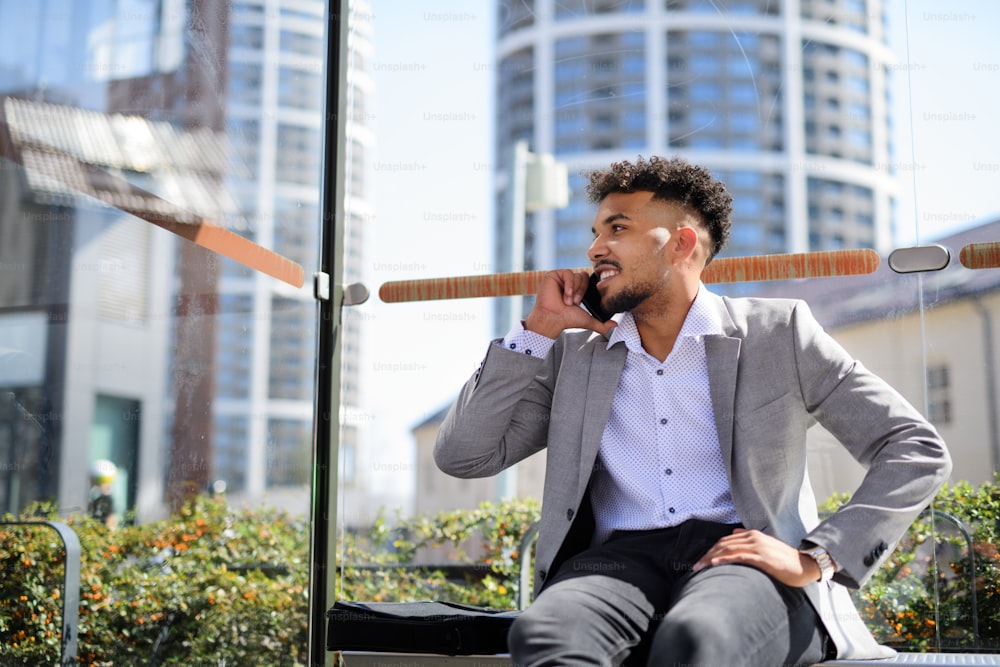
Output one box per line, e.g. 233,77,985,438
509,535,676,666
647,564,829,667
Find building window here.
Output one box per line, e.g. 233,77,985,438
552,33,646,153
667,30,783,150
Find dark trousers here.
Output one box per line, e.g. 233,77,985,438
508,519,831,667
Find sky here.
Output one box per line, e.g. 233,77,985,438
351,0,1000,512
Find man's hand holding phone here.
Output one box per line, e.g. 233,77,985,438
523,269,617,339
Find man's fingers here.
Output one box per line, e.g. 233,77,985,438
564,270,589,305
541,269,586,306
564,272,577,305
693,529,764,571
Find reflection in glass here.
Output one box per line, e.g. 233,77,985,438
0,0,334,659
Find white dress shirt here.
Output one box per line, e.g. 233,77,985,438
501,285,740,544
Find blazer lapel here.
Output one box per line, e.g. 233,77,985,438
705,334,741,482
579,340,627,491
704,293,742,485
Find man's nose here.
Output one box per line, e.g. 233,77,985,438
588,234,606,262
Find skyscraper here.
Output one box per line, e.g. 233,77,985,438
493,0,896,323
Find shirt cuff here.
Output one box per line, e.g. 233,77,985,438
499,320,556,358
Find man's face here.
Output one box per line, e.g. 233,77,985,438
587,190,698,315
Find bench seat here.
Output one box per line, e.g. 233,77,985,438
338,651,1000,666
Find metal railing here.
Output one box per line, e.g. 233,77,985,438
2,521,80,665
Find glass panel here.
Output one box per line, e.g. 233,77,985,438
339,0,1000,660
0,0,329,663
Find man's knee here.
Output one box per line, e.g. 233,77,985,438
506,586,587,657
507,611,529,656
507,604,547,649
647,614,731,666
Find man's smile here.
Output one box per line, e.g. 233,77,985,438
595,263,621,283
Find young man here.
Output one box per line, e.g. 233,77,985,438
435,156,951,666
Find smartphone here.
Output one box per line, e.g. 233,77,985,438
581,272,615,322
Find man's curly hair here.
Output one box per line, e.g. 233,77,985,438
585,156,732,263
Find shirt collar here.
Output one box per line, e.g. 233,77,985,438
606,283,722,352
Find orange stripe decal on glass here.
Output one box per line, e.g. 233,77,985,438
959,242,1000,270
72,160,305,289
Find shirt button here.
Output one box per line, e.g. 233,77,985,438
566,508,574,521
659,418,668,425
525,349,532,356
656,369,664,375
668,507,676,514
665,468,672,475
508,343,516,350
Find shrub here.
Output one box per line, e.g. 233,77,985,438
1,496,309,666
337,497,541,609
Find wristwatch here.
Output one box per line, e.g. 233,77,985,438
801,545,836,583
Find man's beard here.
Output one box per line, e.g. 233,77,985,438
603,280,658,315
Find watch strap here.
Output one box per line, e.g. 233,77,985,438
801,545,836,583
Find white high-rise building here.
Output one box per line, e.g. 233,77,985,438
493,0,897,328
220,0,374,509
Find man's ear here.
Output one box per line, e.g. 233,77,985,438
674,226,700,261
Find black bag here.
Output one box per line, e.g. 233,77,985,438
326,599,520,655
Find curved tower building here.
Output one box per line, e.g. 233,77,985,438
494,0,896,323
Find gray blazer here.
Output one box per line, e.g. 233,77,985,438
435,291,951,659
